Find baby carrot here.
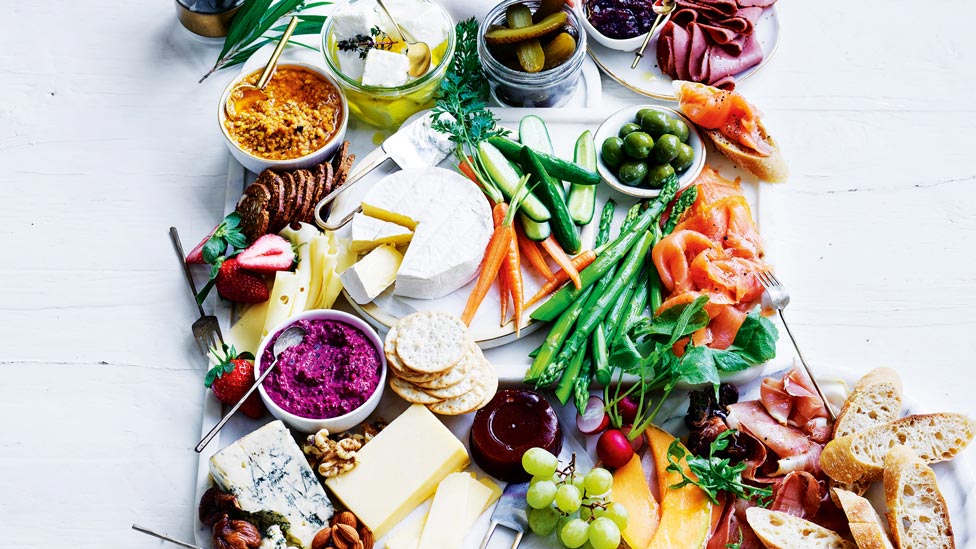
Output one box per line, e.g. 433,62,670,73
516,223,553,279
462,202,513,326
542,235,582,289
493,204,511,326
524,249,597,309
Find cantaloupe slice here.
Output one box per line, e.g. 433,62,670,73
612,452,660,549
645,425,712,549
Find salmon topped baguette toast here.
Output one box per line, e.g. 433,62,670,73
673,81,789,183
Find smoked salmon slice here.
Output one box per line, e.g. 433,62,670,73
674,81,774,156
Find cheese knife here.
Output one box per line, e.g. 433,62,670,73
313,111,455,231
131,524,204,549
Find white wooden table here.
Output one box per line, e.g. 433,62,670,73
1,1,974,547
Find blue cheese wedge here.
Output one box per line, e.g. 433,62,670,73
359,168,493,300
209,421,333,548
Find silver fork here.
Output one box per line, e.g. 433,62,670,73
170,227,224,356
755,270,837,420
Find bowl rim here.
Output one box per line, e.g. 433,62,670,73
573,0,670,50
216,62,349,166
254,309,388,423
319,0,456,95
595,104,706,198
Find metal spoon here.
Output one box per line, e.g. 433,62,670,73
195,325,306,453
225,16,300,118
631,0,676,69
376,0,431,77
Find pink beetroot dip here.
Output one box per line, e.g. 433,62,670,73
260,318,381,419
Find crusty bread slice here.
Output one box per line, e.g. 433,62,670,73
884,445,955,549
830,368,904,500
705,121,789,183
821,413,975,484
834,368,904,439
833,488,895,549
746,507,856,549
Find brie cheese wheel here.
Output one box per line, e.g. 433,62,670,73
360,168,493,300
350,212,413,252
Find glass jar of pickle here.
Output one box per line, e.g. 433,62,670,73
478,0,587,108
321,0,456,129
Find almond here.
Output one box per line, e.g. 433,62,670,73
332,523,359,549
311,527,333,549
336,511,358,528
358,525,375,549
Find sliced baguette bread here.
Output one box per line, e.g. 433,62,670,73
705,122,789,183
884,445,955,549
833,488,895,549
830,368,904,500
746,507,856,549
821,413,975,484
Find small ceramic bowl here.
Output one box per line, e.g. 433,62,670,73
574,1,670,52
594,104,705,199
217,62,349,174
255,309,386,433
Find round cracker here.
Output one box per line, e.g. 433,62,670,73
395,312,469,373
389,377,442,405
416,344,477,390
385,324,441,383
423,375,476,399
427,384,487,416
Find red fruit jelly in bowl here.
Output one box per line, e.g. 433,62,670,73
470,389,563,482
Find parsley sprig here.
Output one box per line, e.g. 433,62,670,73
666,430,773,507
431,18,508,203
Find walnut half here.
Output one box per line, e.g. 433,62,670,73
199,487,241,527
212,514,262,549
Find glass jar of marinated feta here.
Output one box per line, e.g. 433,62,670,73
321,0,456,129
478,0,587,108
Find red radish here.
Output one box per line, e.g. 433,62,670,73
597,429,634,469
616,396,639,425
236,234,295,272
620,426,646,453
577,396,610,435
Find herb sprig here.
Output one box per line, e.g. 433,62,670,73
336,26,396,59
431,18,508,204
200,0,331,82
666,430,773,507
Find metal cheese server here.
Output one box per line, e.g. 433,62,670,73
479,482,529,549
313,112,455,231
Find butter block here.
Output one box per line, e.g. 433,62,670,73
325,404,470,538
351,212,413,252
361,48,410,87
226,300,270,356
210,421,333,548
339,244,403,304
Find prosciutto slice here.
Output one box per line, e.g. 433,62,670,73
727,400,824,476
656,0,774,88
760,367,832,443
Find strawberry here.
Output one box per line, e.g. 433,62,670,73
206,345,265,419
236,234,295,272
215,257,269,303
186,213,249,264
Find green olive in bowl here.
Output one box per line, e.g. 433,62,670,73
646,163,676,189
638,110,672,139
652,134,682,165
618,161,648,187
671,143,695,172
618,123,641,139
668,118,691,143
622,132,654,159
601,137,625,168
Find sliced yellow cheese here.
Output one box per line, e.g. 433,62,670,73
361,201,419,230
386,517,425,549
396,474,501,549
325,404,469,538
418,473,470,549
306,232,335,310
279,223,320,313
225,300,270,356
351,212,414,252
339,244,403,305
263,271,300,338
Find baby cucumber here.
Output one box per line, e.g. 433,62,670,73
478,141,551,222
567,131,596,225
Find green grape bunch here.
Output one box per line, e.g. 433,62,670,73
521,448,629,549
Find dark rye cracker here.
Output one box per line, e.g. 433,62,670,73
268,171,288,233
256,170,281,233
236,182,270,242
281,172,299,225
292,169,308,224
297,168,316,223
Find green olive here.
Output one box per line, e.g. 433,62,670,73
668,118,691,143
645,163,676,189
638,110,671,138
622,132,654,159
617,161,648,187
652,134,681,165
618,123,641,139
601,137,625,169
671,143,695,172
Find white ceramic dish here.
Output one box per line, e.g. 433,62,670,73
217,62,349,174
587,5,780,100
574,0,669,52
593,104,705,198
254,309,387,433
